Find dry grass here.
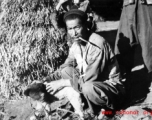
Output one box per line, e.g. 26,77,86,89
0,0,68,100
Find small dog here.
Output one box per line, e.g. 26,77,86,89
24,82,84,120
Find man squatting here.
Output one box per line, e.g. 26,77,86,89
44,9,126,120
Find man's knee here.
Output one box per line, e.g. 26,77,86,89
61,66,79,79
81,82,94,96
55,87,80,100
81,82,109,106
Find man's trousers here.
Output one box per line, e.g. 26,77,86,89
60,66,125,114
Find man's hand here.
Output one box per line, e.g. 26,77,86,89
44,79,71,94
44,80,63,94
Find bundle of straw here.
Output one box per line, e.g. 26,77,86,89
0,0,68,99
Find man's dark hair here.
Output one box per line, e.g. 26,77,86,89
64,9,87,24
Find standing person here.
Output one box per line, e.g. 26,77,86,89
55,0,91,13
56,0,72,13
114,0,152,76
56,0,94,30
44,9,126,119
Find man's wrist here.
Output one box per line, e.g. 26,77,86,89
56,3,62,11
60,79,71,87
43,76,52,83
58,2,62,5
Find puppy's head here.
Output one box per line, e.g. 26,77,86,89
24,83,52,120
24,83,47,101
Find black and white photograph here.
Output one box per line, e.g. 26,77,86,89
0,0,152,120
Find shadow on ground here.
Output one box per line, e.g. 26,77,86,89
126,67,150,106
122,45,151,107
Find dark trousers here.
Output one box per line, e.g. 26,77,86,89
115,0,152,73
60,66,125,114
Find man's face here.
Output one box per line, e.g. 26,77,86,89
66,18,86,42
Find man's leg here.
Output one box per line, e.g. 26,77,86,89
81,81,125,114
55,87,83,118
60,66,81,92
55,66,84,118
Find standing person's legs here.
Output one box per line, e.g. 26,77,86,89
114,1,138,75
136,3,152,91
136,3,152,73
